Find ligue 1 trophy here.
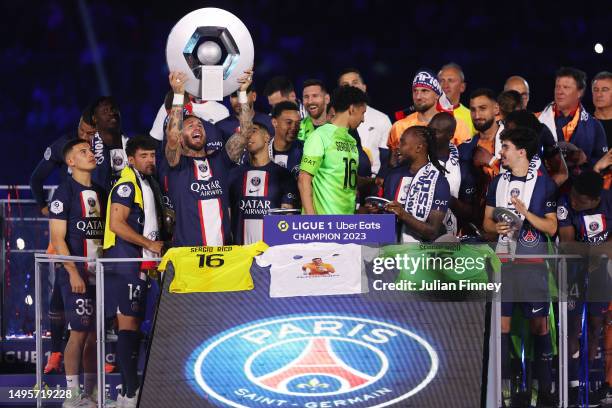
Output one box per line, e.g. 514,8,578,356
166,8,254,101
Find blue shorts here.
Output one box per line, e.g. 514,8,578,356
501,262,550,318
105,268,148,319
58,268,95,332
502,302,550,318
567,261,610,316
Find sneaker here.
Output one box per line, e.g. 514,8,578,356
44,352,63,374
121,389,139,408
62,393,97,408
105,362,116,374
90,387,119,408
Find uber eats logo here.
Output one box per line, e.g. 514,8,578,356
188,315,438,407
278,221,289,232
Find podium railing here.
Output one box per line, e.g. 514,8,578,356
33,251,602,408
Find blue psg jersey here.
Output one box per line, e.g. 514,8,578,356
228,161,297,245
486,170,557,253
271,140,303,180
48,177,106,278
161,151,236,246
557,190,612,245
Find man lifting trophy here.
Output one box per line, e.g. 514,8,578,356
166,8,255,100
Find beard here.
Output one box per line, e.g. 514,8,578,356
183,139,205,152
414,101,435,113
473,117,495,133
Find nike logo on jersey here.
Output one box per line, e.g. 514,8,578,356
248,188,260,194
531,307,543,314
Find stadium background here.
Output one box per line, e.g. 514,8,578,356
0,0,608,185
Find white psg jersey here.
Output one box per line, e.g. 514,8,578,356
256,243,372,298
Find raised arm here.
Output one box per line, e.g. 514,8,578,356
225,69,254,162
165,71,188,167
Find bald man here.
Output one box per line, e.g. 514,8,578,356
504,76,530,109
438,63,476,136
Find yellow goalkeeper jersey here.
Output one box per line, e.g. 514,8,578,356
158,241,268,293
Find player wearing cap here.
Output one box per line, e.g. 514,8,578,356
482,128,558,406
299,86,368,215
229,119,296,244
49,139,106,407
387,70,471,167
163,70,251,245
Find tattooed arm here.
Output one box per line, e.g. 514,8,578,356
225,69,254,162
165,71,188,167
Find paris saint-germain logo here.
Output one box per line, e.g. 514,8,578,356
251,177,261,187
199,163,209,173
589,221,599,232
188,315,438,407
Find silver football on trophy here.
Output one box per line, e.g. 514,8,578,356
166,8,254,99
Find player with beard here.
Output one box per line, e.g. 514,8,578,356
298,79,330,142
270,101,303,179
368,126,450,242
163,70,251,246
49,139,105,407
459,88,502,233
103,135,166,407
299,86,368,215
228,120,296,244
387,70,471,167
90,97,130,192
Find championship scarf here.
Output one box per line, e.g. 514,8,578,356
494,155,541,254
402,162,441,243
103,166,163,269
441,143,461,235
135,170,160,267
538,102,582,142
